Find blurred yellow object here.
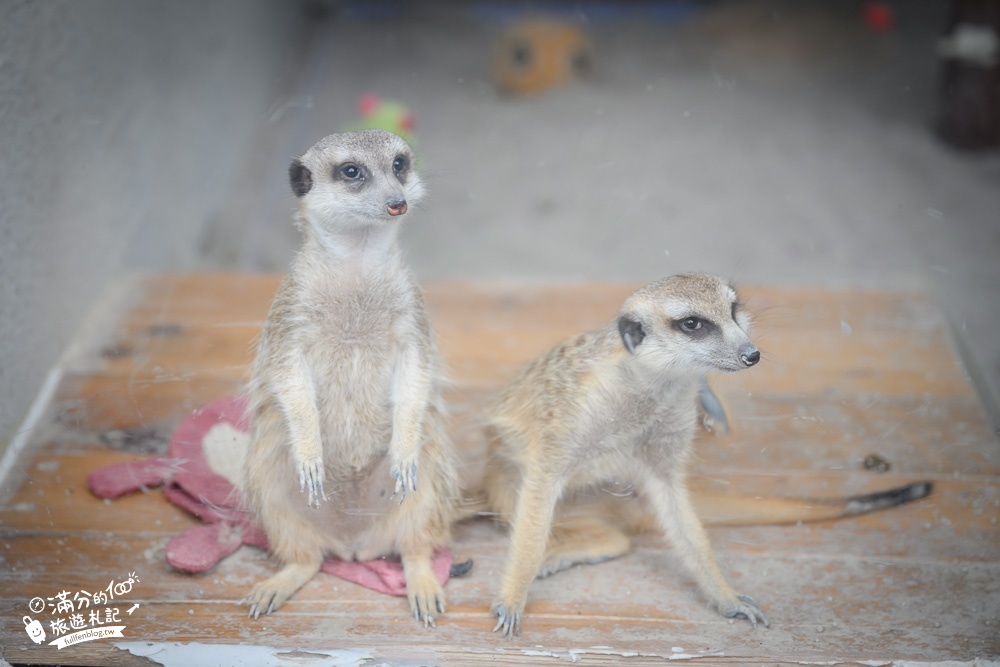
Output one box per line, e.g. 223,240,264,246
493,19,593,94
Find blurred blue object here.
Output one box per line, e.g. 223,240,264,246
472,1,701,24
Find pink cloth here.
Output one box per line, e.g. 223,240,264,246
87,395,453,596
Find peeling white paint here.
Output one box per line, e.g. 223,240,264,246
519,646,724,663
115,642,374,667
669,652,725,661
522,649,579,663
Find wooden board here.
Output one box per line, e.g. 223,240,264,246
1,274,998,666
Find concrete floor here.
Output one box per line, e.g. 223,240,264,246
199,1,1000,427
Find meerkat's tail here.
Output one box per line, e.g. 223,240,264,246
692,481,934,526
458,482,934,528
841,481,934,516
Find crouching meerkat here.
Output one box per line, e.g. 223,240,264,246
483,273,769,636
243,130,459,626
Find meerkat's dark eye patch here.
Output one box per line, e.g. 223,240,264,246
674,317,715,339
289,159,313,197
618,316,645,354
392,155,408,179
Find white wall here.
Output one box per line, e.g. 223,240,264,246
0,0,303,453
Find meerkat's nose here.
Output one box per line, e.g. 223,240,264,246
387,199,408,216
739,343,760,367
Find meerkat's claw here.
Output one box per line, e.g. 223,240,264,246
724,594,769,628
413,607,437,628
408,592,441,628
247,593,275,621
297,459,326,508
390,460,418,503
392,470,405,503
247,590,275,621
491,601,522,637
405,567,445,628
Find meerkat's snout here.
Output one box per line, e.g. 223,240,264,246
387,198,408,216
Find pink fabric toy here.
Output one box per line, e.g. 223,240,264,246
87,396,459,595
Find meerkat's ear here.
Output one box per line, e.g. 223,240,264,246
289,158,312,197
618,316,645,354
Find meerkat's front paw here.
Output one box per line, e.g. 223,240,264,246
722,594,769,628
491,599,524,638
296,455,326,509
698,380,730,436
390,458,418,503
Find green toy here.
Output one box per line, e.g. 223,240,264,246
347,93,417,146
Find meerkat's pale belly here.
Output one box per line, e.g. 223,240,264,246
307,336,402,552
306,326,396,447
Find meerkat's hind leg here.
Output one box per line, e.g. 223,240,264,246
538,516,631,578
244,494,324,619
246,556,322,619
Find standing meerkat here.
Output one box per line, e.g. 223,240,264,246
483,273,769,636
242,130,459,626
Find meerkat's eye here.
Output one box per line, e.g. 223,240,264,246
674,317,709,336
681,318,703,332
392,156,408,176
339,164,362,180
